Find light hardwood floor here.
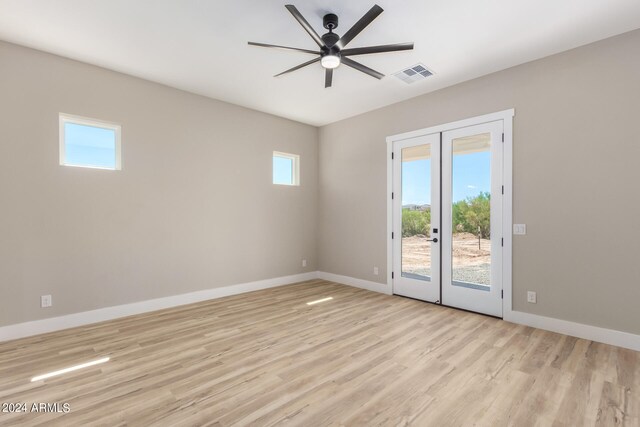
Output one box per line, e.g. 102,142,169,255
0,280,638,426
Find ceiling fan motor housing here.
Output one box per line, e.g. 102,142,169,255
321,32,340,49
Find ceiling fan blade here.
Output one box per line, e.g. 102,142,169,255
325,68,333,88
342,57,384,79
274,57,321,77
341,42,414,56
335,5,384,50
285,4,325,48
248,42,319,55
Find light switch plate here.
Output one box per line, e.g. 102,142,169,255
513,224,527,235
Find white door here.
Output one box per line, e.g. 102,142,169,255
441,121,503,317
392,120,504,317
392,133,441,303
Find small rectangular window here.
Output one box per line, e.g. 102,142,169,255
273,151,299,186
59,113,121,170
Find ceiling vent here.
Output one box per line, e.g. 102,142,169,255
393,63,434,84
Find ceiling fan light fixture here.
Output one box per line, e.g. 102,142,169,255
321,53,341,69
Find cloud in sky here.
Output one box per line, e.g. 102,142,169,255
467,185,477,189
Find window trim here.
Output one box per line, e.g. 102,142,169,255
273,151,300,186
59,113,122,170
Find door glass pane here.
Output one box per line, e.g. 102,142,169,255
451,133,491,290
401,144,432,281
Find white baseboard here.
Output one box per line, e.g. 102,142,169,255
4,271,638,352
0,272,319,343
505,310,640,352
318,271,392,295
319,271,640,352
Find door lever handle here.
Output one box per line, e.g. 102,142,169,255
427,238,438,243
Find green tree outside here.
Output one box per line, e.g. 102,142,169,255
402,192,490,238
401,209,431,237
452,192,491,238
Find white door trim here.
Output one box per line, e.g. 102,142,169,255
386,109,514,316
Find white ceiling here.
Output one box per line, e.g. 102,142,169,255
1,0,639,126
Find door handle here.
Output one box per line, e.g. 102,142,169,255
427,238,438,243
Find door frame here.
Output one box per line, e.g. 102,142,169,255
386,109,514,317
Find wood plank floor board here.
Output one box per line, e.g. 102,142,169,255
0,280,638,426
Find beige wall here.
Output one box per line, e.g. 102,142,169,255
2,29,639,336
318,29,640,334
0,41,318,327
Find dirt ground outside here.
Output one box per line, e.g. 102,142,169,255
402,232,491,285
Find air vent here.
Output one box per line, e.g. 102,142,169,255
393,63,434,84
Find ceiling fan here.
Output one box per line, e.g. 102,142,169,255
248,4,414,88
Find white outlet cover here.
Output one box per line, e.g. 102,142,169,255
527,291,537,303
302,259,307,267
513,224,527,235
41,295,52,308
373,267,379,275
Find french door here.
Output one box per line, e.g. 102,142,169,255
392,133,441,303
392,120,504,317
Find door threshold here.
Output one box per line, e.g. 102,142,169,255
392,293,503,320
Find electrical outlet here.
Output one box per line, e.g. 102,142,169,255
527,291,537,304
513,224,527,235
373,266,379,275
41,295,52,308
302,259,307,267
